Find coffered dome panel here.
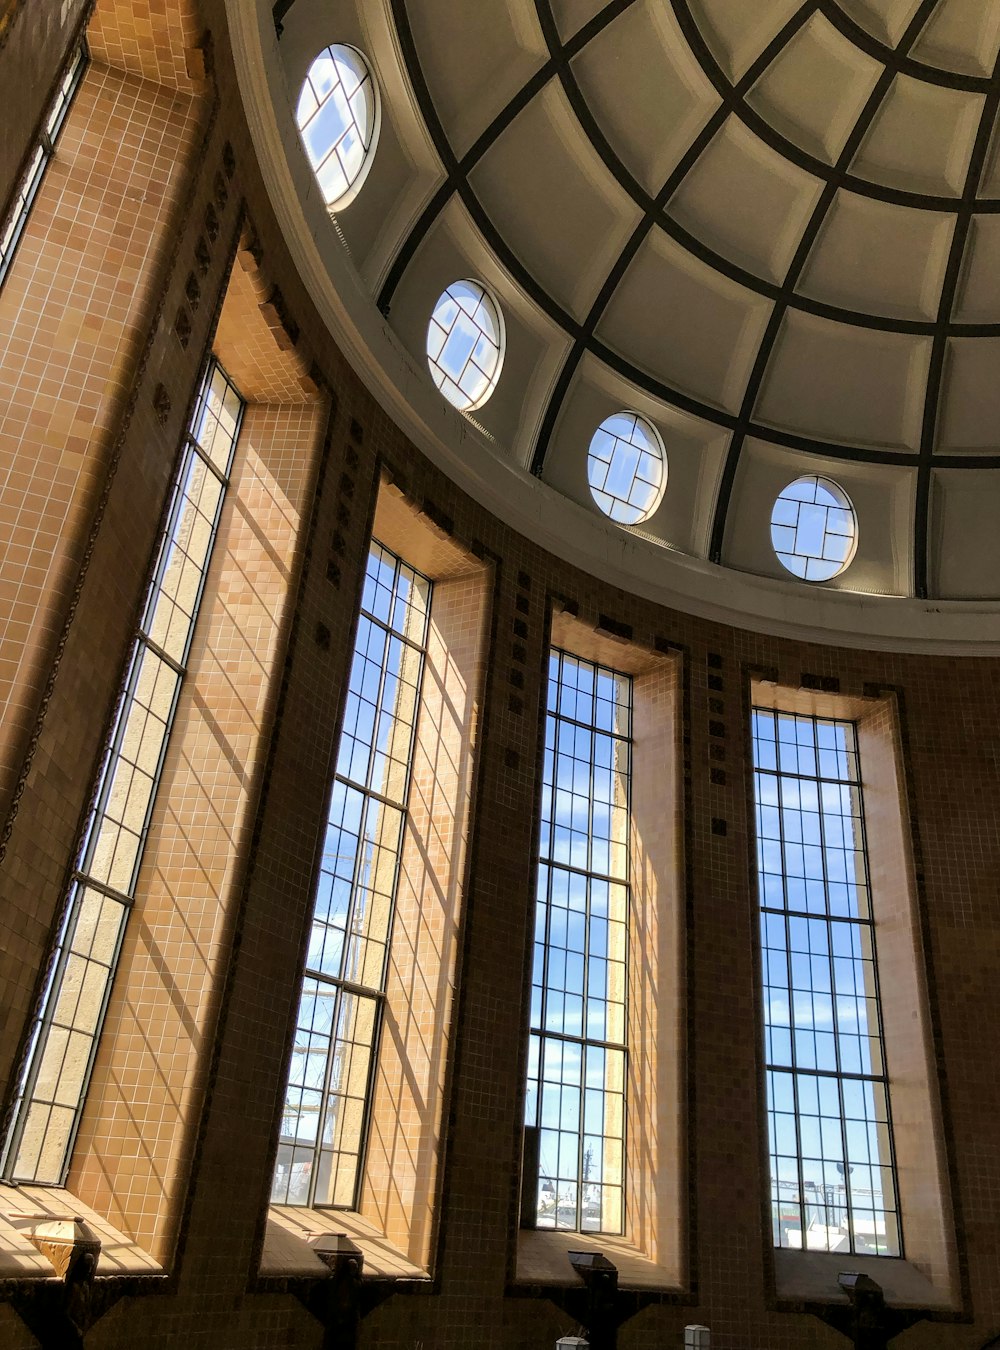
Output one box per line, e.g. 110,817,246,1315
910,0,1000,77
273,0,444,292
798,192,954,321
953,216,1000,322
746,12,882,165
850,75,984,196
570,0,719,195
931,469,1000,597
470,83,642,320
542,352,730,557
837,0,925,47
406,0,546,157
936,337,1000,452
976,118,1000,197
756,310,931,451
596,227,773,414
386,197,570,459
690,0,803,81
724,440,914,595
669,117,823,284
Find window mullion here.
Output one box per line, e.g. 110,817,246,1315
527,651,631,1236
755,708,900,1258
273,543,432,1209
1,358,244,1186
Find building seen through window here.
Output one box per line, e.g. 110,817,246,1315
524,650,630,1234
1,359,245,1184
753,708,901,1256
272,542,431,1208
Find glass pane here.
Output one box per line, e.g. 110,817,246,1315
527,650,631,1234
274,541,432,1207
2,359,244,1185
754,709,900,1257
0,45,86,284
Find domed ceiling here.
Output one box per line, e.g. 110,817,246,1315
231,0,1000,649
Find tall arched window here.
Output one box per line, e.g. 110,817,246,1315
524,650,631,1234
296,44,380,210
0,43,87,287
2,360,245,1184
272,542,431,1207
753,707,900,1256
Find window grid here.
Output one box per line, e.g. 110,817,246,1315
753,708,901,1257
271,542,431,1209
296,44,377,209
426,280,504,411
526,650,631,1234
0,43,87,287
1,360,244,1185
587,411,666,526
770,475,857,582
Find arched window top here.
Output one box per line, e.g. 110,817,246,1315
296,44,379,210
770,475,857,583
426,280,505,412
587,411,667,526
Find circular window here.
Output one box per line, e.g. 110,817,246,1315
296,45,379,210
770,475,857,582
587,411,666,525
426,280,505,411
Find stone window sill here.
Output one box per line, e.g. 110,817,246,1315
773,1249,956,1311
0,1183,162,1279
515,1229,682,1293
262,1205,430,1282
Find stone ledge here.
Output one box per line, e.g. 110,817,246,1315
515,1229,682,1293
0,1184,162,1280
773,1248,956,1311
263,1205,429,1281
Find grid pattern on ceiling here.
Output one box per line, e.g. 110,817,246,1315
381,0,1000,598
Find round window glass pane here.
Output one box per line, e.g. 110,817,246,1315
426,280,505,411
587,412,667,525
771,475,857,582
297,45,379,210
